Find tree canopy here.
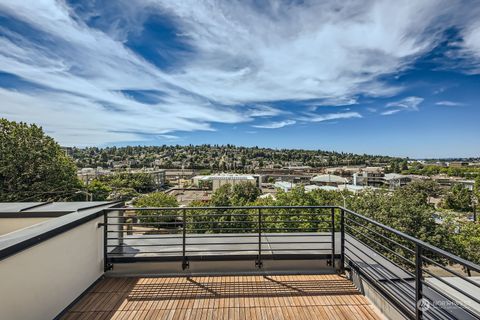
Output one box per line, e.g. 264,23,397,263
0,118,81,201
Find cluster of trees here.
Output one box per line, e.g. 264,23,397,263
71,144,401,171
403,163,480,179
87,172,158,201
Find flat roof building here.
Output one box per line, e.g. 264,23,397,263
193,174,258,191
310,174,348,186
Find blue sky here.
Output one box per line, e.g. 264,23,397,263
0,1,479,158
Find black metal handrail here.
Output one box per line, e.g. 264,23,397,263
340,207,480,320
102,205,480,320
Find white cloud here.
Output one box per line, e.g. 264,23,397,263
303,112,363,123
436,100,464,106
246,105,286,117
386,96,424,111
0,0,478,144
381,109,402,116
459,19,480,72
253,120,296,129
158,134,180,140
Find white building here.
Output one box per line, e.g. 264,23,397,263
193,174,257,191
305,185,338,192
274,181,296,192
310,174,348,186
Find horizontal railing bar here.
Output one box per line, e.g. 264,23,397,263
107,213,333,219
108,215,181,219
106,230,334,235
341,207,480,273
253,220,331,224
108,251,183,255
345,217,415,255
421,280,480,319
422,268,480,306
421,255,480,289
345,225,416,268
344,243,416,310
106,222,182,226
106,230,181,234
107,233,333,240
346,256,417,319
185,228,333,232
104,205,337,211
345,237,416,286
105,220,332,226
108,248,332,254
106,241,332,247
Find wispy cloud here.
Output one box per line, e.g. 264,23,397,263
158,134,180,140
246,105,287,117
380,96,423,115
381,109,402,116
303,112,363,123
253,120,296,129
386,96,424,111
436,100,464,106
0,1,478,144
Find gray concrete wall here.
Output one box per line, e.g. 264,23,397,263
349,268,405,320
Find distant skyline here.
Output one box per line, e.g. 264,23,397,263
0,1,479,158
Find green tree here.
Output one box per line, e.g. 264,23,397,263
100,172,156,193
474,176,480,199
107,188,139,201
133,192,179,228
231,182,261,205
207,183,260,232
210,184,233,207
86,180,112,201
452,222,480,264
442,184,473,212
0,119,81,201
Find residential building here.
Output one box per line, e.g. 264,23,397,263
353,167,385,187
384,173,412,190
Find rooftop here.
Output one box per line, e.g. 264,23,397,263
1,203,479,320
61,274,381,320
310,174,348,184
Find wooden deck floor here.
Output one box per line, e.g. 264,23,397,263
61,274,382,320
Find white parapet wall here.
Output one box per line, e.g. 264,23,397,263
0,216,103,320
0,217,51,236
0,202,120,320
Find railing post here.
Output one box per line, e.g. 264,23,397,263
103,210,112,272
415,243,423,320
182,209,189,270
340,208,345,274
331,207,335,269
256,208,263,269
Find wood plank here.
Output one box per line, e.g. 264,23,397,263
60,274,382,320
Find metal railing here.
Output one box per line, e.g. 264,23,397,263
101,205,480,320
103,206,339,270
342,208,480,320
